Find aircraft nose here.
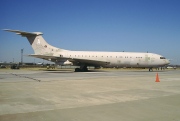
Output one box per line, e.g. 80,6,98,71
166,59,170,65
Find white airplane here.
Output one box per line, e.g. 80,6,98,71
4,29,170,72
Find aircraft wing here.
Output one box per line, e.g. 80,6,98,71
28,54,110,66
28,54,58,59
69,58,110,66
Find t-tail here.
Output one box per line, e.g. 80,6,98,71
3,29,68,56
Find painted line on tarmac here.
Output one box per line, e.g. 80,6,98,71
10,73,41,82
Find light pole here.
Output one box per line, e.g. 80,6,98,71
34,58,35,64
21,49,23,64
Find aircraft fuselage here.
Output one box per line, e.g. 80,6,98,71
58,51,169,68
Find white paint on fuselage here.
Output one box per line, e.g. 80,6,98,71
60,51,169,68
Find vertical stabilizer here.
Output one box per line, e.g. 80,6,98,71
4,29,67,55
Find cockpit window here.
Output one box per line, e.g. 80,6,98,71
160,57,166,59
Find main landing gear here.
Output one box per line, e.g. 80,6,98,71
75,65,88,72
149,67,153,72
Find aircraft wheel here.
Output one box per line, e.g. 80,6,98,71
149,68,153,72
75,68,81,72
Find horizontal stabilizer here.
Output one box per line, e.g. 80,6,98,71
3,29,43,37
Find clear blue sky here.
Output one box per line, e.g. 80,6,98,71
0,0,180,64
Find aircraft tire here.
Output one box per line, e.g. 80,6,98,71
75,68,81,72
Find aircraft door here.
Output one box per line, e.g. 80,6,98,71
144,54,149,65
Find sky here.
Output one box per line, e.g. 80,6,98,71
0,0,180,65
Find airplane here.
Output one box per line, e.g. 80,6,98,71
4,29,170,72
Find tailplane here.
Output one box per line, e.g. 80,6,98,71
3,29,68,55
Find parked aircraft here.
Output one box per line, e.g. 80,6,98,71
4,29,170,71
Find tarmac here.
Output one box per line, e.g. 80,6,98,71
0,68,180,121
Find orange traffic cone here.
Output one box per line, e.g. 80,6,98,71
155,73,160,82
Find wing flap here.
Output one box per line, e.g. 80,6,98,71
69,58,110,66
